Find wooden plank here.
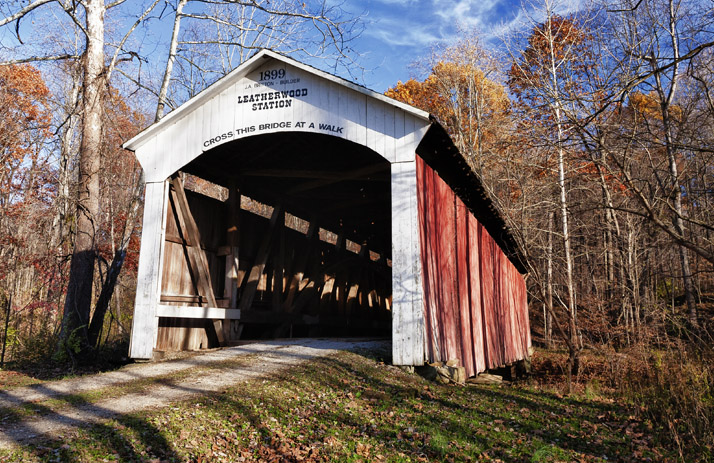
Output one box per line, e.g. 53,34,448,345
157,305,241,320
156,318,209,351
129,180,169,359
170,175,225,345
238,204,284,312
169,186,209,303
394,109,408,163
416,157,438,362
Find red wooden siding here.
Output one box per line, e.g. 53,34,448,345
416,156,531,377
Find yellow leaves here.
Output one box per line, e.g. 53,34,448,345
629,91,683,121
629,91,660,119
385,60,510,155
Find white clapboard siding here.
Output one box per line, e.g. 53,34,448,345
129,180,169,359
125,51,429,183
391,160,426,366
123,50,432,364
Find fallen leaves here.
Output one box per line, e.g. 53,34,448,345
0,350,681,463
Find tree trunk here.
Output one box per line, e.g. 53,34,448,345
86,172,144,349
545,211,554,348
59,0,105,355
651,0,698,329
87,249,125,348
155,0,188,122
1,292,12,368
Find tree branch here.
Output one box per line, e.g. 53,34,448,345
0,0,56,27
0,54,80,65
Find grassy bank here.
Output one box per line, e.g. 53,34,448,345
0,348,675,462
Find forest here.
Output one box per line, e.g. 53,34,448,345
0,0,713,460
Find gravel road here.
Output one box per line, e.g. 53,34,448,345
0,338,390,449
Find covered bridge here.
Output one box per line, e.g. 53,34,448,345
123,50,531,377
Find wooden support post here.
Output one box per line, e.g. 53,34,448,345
224,181,241,340
225,182,241,309
284,220,318,311
345,244,368,317
238,204,284,312
272,215,286,311
391,160,425,366
321,231,344,316
129,180,169,359
170,175,225,346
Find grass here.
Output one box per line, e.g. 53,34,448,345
0,348,677,462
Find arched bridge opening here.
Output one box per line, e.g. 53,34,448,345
155,132,393,350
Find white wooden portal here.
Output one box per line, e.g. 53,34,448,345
123,50,431,365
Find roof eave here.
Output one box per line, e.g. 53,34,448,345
416,117,530,274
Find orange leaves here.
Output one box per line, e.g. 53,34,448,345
0,64,51,168
385,77,446,116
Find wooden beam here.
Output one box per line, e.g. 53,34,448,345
237,204,284,312
170,175,225,345
160,294,230,308
234,309,390,332
156,304,240,320
241,168,389,181
287,164,389,195
320,196,388,214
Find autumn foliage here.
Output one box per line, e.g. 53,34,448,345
0,64,53,288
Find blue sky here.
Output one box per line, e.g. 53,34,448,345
0,0,535,97
341,0,526,91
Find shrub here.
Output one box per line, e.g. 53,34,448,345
616,341,714,462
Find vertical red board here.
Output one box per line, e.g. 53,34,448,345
416,157,439,361
468,212,486,374
478,223,497,369
501,251,516,363
456,199,475,377
434,169,459,363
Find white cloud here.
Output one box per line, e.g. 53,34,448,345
433,0,501,27
373,0,418,4
364,16,444,47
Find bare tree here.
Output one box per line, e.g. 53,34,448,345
505,0,597,385
0,0,362,358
